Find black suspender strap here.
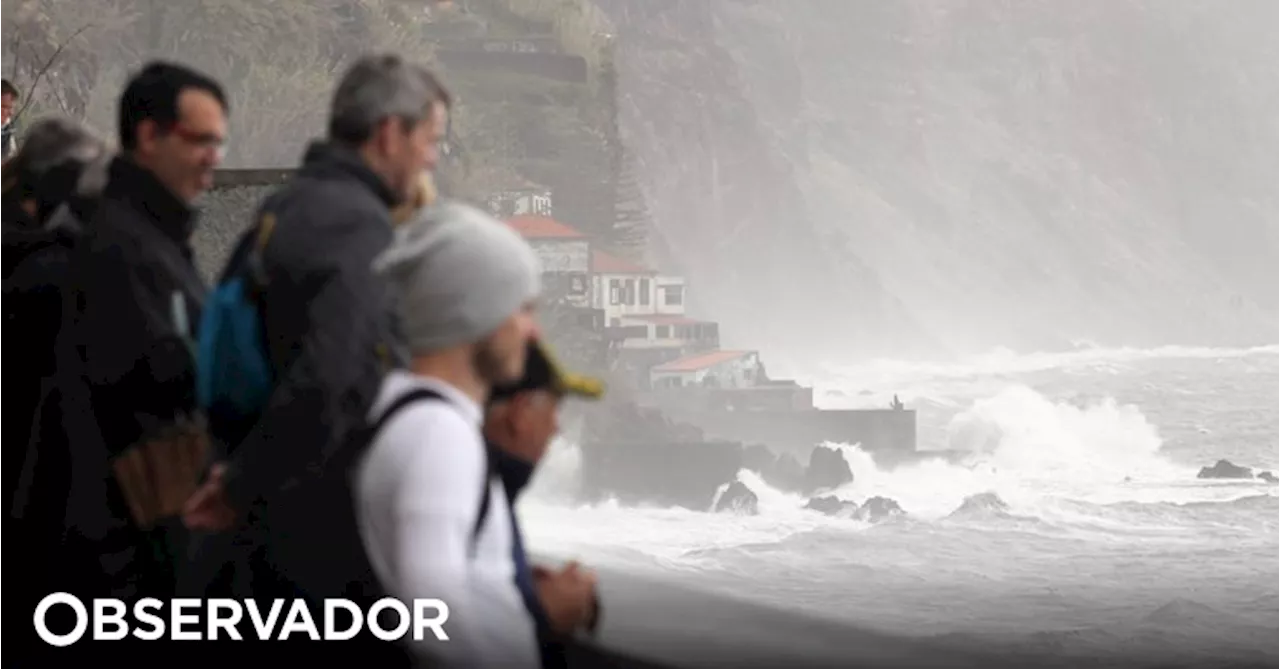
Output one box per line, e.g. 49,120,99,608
368,387,493,557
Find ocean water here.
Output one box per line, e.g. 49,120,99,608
519,344,1279,663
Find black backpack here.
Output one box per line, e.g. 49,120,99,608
271,386,495,612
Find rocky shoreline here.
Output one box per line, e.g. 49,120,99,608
714,454,1278,519
1196,459,1277,483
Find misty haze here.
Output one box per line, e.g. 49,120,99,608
4,0,1276,667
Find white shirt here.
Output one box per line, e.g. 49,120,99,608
355,370,540,669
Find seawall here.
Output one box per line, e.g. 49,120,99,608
646,404,918,465
549,563,1084,669
580,438,744,510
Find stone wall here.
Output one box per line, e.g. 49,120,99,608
191,170,293,282
579,437,744,511
647,405,918,466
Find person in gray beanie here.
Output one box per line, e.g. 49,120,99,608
354,200,544,669
375,199,541,364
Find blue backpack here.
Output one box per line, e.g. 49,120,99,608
196,212,278,444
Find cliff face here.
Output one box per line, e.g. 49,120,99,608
595,0,1278,365
593,1,939,364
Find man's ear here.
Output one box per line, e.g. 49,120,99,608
375,115,408,153
135,119,162,155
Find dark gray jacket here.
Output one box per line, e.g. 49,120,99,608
215,142,405,592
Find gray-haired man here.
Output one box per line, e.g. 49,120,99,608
183,54,450,602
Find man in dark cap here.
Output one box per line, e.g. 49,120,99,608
484,339,605,668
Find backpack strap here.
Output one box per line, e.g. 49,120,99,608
255,211,278,253
244,211,278,291
367,387,494,559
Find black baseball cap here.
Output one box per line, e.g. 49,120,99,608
490,339,604,402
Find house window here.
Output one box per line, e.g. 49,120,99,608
624,279,636,305
664,285,684,306
655,325,670,338
639,279,650,306
609,279,621,305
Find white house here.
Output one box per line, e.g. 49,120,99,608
590,249,656,324
615,314,719,352
505,214,591,307
590,250,689,325
499,197,711,362
649,350,761,389
653,276,686,315
487,187,553,218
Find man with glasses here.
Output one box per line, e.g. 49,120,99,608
15,62,229,664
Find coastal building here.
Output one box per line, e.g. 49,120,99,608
649,350,761,389
498,194,770,395
589,249,689,323
500,196,711,362
504,213,591,308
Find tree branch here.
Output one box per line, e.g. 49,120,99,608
14,22,91,124
7,31,23,80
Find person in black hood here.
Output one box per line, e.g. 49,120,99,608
7,61,227,666
182,54,451,608
2,116,109,498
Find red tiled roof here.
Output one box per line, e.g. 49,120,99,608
622,315,707,326
652,350,755,373
591,249,655,274
506,215,586,239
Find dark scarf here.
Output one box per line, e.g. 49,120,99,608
491,446,568,669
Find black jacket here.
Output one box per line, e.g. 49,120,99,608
6,159,205,665
3,196,94,517
3,171,102,494
214,142,404,591
3,198,56,504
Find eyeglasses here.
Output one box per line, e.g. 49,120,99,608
168,123,226,159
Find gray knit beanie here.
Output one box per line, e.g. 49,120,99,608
374,200,541,354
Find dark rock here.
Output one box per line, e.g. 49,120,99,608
803,445,853,495
714,481,759,515
1196,459,1253,479
768,453,806,492
946,492,1011,519
857,496,904,523
804,495,858,517
741,444,807,493
1257,471,1278,483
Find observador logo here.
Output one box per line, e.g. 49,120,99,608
33,593,451,646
